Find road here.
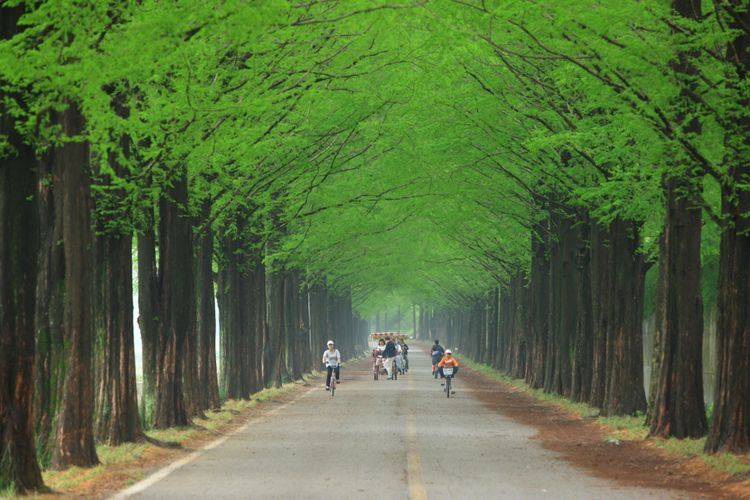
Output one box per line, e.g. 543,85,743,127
115,347,677,499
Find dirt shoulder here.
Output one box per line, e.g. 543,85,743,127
460,363,749,499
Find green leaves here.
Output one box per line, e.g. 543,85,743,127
1,0,740,312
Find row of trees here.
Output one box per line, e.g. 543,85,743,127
283,0,750,456
4,0,750,494
418,0,749,455
1,2,384,494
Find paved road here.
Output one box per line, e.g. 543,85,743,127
115,347,676,499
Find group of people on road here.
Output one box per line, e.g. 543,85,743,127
323,337,457,391
374,336,408,379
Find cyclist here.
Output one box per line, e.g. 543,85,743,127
401,340,410,371
395,339,403,374
380,336,397,379
431,340,445,378
437,349,459,378
322,340,341,391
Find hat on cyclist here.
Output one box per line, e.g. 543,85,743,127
445,349,452,354
327,340,334,346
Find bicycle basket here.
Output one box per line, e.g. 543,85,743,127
442,367,454,376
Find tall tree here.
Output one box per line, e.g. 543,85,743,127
705,0,750,453
52,105,99,469
153,171,193,429
0,7,43,488
648,0,708,439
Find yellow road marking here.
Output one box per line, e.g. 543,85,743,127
406,376,427,500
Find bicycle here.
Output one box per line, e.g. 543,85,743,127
392,359,398,380
443,366,455,398
329,365,339,397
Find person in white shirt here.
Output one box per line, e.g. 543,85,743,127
395,340,403,373
322,340,342,390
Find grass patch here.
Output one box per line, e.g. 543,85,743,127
456,354,750,479
457,355,599,418
656,438,750,476
146,426,196,444
43,464,106,490
97,442,149,465
598,414,649,441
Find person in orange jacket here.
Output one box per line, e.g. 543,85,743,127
437,349,459,379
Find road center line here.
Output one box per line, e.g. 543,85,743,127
406,374,427,500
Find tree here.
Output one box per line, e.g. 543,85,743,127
0,8,43,490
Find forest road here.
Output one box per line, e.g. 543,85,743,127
114,347,678,499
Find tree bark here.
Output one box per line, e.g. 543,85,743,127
93,232,142,444
52,104,99,469
153,172,192,429
195,207,220,410
589,223,612,409
0,32,44,487
266,269,285,388
546,211,576,396
571,218,593,403
528,221,549,389
33,141,66,466
648,178,706,436
137,225,159,426
92,112,142,444
603,219,647,416
705,1,750,453
647,0,707,439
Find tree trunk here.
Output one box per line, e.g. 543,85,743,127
153,172,192,429
648,178,706,435
546,211,576,396
647,0,707,438
528,221,549,389
92,113,142,444
266,269,285,388
137,225,159,427
412,304,416,340
93,232,142,444
52,104,99,469
34,149,66,464
195,210,220,410
603,219,647,416
589,223,612,409
0,37,44,488
705,2,750,453
253,262,267,391
571,218,593,403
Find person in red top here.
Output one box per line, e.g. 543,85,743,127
437,349,459,378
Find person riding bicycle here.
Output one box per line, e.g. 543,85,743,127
395,339,404,373
437,349,459,378
401,339,409,370
322,340,341,391
380,336,397,379
431,340,445,377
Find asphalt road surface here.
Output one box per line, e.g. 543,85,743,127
114,347,676,500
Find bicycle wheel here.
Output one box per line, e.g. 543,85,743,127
393,361,398,380
446,377,451,398
331,380,335,397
